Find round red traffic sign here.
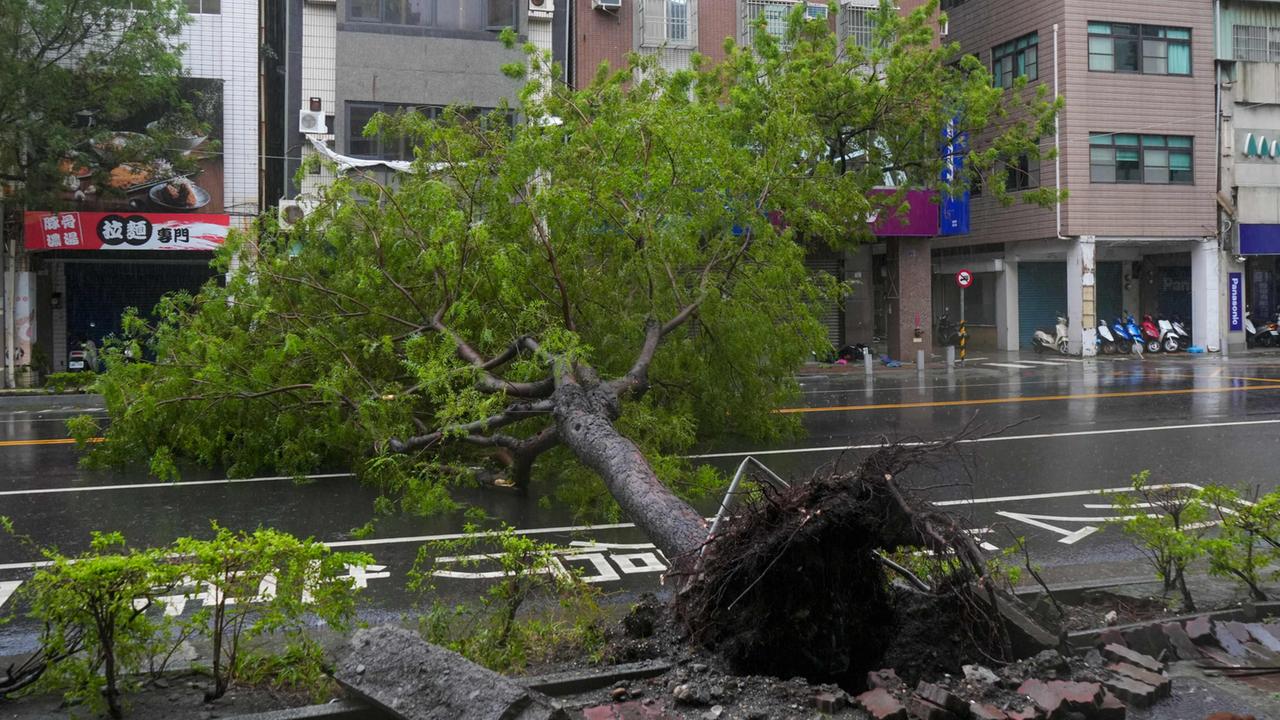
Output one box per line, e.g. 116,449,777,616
955,269,974,289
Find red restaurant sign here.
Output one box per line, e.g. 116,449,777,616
24,211,230,252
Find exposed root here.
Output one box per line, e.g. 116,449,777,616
675,436,1027,688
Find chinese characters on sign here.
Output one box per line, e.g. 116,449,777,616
36,212,83,248
24,212,230,251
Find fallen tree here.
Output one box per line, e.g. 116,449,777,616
74,3,1059,676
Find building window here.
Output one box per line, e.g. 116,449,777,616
840,2,876,51
347,103,439,161
1005,154,1039,190
638,0,697,47
1232,24,1280,62
185,0,220,12
349,0,518,32
1089,133,1193,185
741,1,826,49
486,0,517,29
1088,22,1190,75
991,32,1038,88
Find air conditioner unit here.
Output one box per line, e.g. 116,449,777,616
591,0,620,9
278,194,320,229
299,109,327,135
529,0,554,19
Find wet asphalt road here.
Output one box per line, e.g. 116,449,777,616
4,351,1280,654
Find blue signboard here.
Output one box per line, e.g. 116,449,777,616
1230,272,1243,332
1240,224,1280,254
939,119,970,236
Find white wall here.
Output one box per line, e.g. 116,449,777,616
299,2,337,197
177,2,260,228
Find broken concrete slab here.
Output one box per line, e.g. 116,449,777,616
1245,623,1280,653
854,688,907,720
867,668,902,690
1160,622,1201,661
969,702,1010,720
1120,623,1168,660
905,694,956,720
1214,623,1249,658
1100,644,1163,673
1099,676,1158,709
1095,691,1126,720
1185,616,1213,645
1106,663,1170,698
1016,679,1102,717
916,681,969,717
334,625,564,720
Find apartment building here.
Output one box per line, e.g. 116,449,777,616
22,0,261,374
934,0,1222,354
274,0,565,207
1217,0,1280,345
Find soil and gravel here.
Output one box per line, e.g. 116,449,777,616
0,671,334,719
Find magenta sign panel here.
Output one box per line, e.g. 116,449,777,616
870,189,940,237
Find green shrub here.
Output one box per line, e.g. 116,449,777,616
1111,471,1207,611
1200,485,1280,601
172,524,371,701
45,371,96,393
410,525,604,673
21,532,182,719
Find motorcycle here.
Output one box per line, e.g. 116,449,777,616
1111,317,1134,354
1032,314,1070,354
1140,314,1162,354
1096,320,1118,355
1246,309,1260,348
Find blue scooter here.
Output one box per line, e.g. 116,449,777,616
1111,317,1133,354
1126,313,1145,354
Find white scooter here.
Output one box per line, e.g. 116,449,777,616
1156,317,1181,353
1032,315,1070,355
1096,320,1118,355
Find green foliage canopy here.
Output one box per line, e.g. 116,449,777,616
77,3,1056,523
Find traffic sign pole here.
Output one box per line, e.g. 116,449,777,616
955,270,973,366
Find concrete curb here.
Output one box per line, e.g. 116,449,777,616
222,699,387,720
520,659,674,697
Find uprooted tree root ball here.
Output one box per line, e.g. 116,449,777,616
676,442,1018,690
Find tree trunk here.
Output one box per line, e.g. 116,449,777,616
552,382,707,568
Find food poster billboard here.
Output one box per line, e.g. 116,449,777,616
51,77,224,215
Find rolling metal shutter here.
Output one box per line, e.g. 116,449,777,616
1095,261,1124,325
1017,262,1066,349
805,250,844,349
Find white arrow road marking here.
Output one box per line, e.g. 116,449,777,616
994,511,1100,545
0,579,21,609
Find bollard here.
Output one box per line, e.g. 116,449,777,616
916,349,925,372
864,350,873,375
945,345,955,366
959,320,967,365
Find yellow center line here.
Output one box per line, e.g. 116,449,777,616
778,382,1280,414
0,437,101,447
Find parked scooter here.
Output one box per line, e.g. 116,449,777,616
1140,314,1163,354
1246,309,1260,348
1169,315,1191,349
1032,314,1070,354
1125,313,1145,354
1096,320,1118,355
1156,316,1182,352
1111,317,1134,354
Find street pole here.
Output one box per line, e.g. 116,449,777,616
958,286,967,366
0,199,8,389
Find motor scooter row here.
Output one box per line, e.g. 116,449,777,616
1245,308,1280,348
1096,312,1189,354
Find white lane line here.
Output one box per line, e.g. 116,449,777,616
0,472,355,497
985,363,1036,369
0,580,20,607
683,419,1280,460
934,483,1203,507
1017,361,1068,366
